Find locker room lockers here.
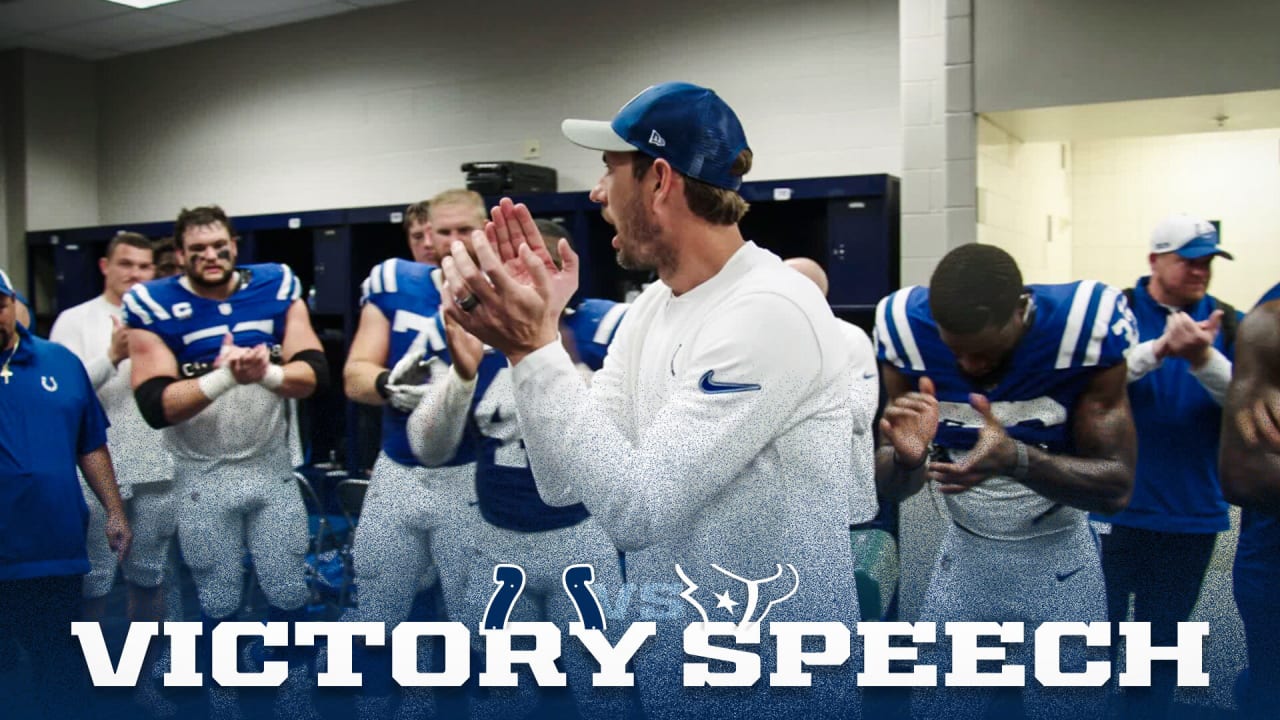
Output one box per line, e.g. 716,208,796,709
24,173,899,474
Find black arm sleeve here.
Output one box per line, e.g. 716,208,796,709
135,376,177,429
290,349,331,394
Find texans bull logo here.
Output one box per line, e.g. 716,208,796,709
675,563,800,631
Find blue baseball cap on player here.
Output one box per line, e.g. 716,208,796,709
1150,214,1233,260
561,82,751,191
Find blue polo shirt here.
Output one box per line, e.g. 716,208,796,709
1093,277,1240,533
0,323,108,580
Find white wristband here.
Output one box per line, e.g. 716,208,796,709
197,366,236,401
259,364,285,391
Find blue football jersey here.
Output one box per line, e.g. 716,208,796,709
876,281,1136,538
360,258,472,467
470,299,627,532
876,281,1137,455
122,264,303,471
122,263,300,373
562,298,629,369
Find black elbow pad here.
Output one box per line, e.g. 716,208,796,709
291,349,331,395
135,376,177,429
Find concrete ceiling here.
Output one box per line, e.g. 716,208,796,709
982,89,1280,143
0,0,410,60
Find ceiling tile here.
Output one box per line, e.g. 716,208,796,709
222,3,352,33
40,11,210,47
0,0,413,60
0,0,129,36
152,0,336,26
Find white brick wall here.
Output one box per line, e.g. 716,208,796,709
899,0,975,289
975,117,1072,284
1071,128,1280,308
93,0,901,225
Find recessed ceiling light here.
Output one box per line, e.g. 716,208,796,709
102,0,187,9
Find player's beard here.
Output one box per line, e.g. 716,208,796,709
186,258,234,289
614,193,672,273
0,325,12,354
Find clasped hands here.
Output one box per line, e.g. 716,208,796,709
212,332,271,384
880,376,1020,493
1154,309,1223,368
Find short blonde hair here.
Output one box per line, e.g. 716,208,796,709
426,189,486,224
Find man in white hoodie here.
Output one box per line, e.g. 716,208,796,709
439,81,863,720
50,232,174,625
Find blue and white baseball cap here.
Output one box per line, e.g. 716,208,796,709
0,267,15,298
561,82,751,191
1150,214,1233,260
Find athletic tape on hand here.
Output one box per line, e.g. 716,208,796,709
197,366,236,401
259,364,285,391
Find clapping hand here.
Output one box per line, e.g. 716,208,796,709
880,376,939,468
440,199,579,365
1156,310,1222,368
929,393,1017,493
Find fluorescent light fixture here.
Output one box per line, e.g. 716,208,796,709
102,0,187,9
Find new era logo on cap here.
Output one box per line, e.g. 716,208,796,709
1149,213,1233,261
0,268,15,298
560,81,751,191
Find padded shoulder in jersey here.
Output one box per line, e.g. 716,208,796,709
236,263,304,309
566,298,629,371
359,258,441,311
122,264,301,329
1026,280,1136,371
873,285,932,373
121,275,185,330
873,281,1136,375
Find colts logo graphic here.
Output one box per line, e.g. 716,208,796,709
41,376,59,393
483,564,607,632
676,564,799,631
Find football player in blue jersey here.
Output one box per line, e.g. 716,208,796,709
125,205,329,714
1220,282,1280,719
406,219,632,720
341,190,488,717
874,244,1137,720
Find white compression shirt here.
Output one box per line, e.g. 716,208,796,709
50,295,174,485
